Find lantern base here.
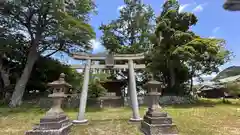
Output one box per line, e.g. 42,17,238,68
25,123,72,135
140,110,178,135
25,115,72,135
141,121,178,135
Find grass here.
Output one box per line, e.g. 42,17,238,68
0,99,239,135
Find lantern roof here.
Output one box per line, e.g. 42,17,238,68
146,74,162,85
47,73,72,88
147,80,162,85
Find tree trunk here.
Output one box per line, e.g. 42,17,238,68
190,75,193,94
190,72,194,92
0,57,11,99
0,68,10,89
190,66,195,96
169,60,175,88
9,44,39,107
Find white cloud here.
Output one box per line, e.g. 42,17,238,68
192,3,208,13
192,5,203,12
201,73,217,80
212,27,220,34
208,27,220,39
90,39,101,50
117,5,126,11
209,36,216,39
179,4,191,13
90,39,106,54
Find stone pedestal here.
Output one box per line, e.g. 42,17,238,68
140,76,178,135
26,115,72,135
26,73,72,135
141,111,178,135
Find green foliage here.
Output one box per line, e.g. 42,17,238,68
79,72,109,98
99,0,155,54
88,77,107,98
98,0,155,93
147,0,231,95
1,0,96,106
1,0,96,54
27,57,82,94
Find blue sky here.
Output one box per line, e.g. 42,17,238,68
54,0,240,79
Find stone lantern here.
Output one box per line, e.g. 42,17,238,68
140,75,178,135
223,0,240,11
26,73,72,135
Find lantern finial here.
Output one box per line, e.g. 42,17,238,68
59,73,65,81
149,73,154,81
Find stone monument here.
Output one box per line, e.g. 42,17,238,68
140,75,178,135
26,73,72,135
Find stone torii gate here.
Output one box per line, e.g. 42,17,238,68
71,52,146,124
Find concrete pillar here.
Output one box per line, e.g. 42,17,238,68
128,59,142,122
73,59,91,124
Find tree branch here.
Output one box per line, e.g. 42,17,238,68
43,40,65,58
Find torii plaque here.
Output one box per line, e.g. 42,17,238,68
105,53,114,68
71,52,145,124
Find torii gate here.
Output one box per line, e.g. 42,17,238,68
71,52,146,124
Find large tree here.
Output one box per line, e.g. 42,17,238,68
148,0,230,94
99,0,155,93
0,0,96,107
100,0,155,54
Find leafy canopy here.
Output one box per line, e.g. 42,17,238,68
1,0,96,54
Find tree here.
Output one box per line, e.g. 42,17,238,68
0,28,28,100
99,0,155,93
148,0,230,95
175,38,231,92
26,57,83,96
0,0,96,107
148,0,197,94
100,0,155,54
88,77,107,98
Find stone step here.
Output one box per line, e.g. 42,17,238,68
36,118,70,130
25,123,72,135
40,115,67,123
141,121,178,135
143,115,173,125
145,111,168,117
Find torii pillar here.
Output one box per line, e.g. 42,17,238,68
128,59,141,122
